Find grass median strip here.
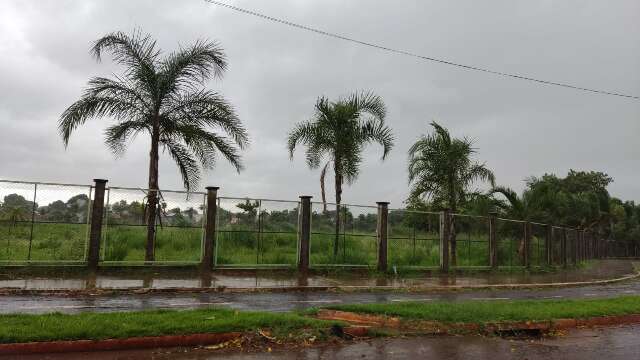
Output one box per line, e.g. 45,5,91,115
319,295,640,323
0,308,336,344
3,296,640,345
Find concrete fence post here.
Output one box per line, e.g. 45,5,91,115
440,209,451,273
298,196,312,272
202,186,219,270
88,179,107,270
489,211,498,269
524,221,532,268
376,202,389,272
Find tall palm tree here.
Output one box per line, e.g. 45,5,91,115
59,31,249,262
408,121,495,266
287,91,394,258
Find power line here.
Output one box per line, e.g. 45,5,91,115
204,0,638,100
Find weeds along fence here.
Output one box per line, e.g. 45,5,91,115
310,202,378,267
0,179,633,269
215,197,300,267
388,209,440,268
102,187,206,265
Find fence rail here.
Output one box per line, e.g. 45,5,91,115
0,179,635,269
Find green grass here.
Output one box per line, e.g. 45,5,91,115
0,222,87,262
102,225,202,262
322,296,640,323
0,222,560,269
0,308,337,344
3,296,640,344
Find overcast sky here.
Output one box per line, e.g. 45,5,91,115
0,0,638,207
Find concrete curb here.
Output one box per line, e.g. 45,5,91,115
0,332,242,355
0,327,375,355
0,271,638,296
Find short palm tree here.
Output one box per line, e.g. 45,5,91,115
491,186,534,260
490,186,528,219
59,31,249,261
287,91,394,258
408,121,495,266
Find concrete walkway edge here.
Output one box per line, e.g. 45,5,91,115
1,271,638,296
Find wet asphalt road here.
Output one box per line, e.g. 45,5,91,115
10,324,640,360
1,277,639,314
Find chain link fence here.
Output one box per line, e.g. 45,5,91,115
388,209,440,268
0,180,91,264
452,214,490,267
310,202,378,267
530,222,548,267
1,179,630,269
550,226,563,266
215,197,300,267
102,187,205,264
495,218,526,267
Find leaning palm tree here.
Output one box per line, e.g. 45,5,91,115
59,31,249,262
287,91,394,258
408,121,495,266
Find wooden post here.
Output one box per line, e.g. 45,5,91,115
88,179,107,270
489,211,498,269
202,186,218,270
298,196,312,272
440,209,451,273
376,202,389,272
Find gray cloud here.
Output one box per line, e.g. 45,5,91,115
0,0,638,206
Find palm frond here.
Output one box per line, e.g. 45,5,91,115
163,140,200,192
91,30,158,92
159,40,227,96
58,95,144,147
287,120,319,160
347,91,387,121
104,119,149,156
163,90,248,149
358,118,394,159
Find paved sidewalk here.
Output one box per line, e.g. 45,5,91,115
0,260,635,292
1,261,639,315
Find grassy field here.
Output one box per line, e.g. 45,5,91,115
0,221,548,268
0,222,87,262
321,295,640,323
2,296,640,343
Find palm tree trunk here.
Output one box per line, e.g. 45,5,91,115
145,118,160,262
450,214,457,267
321,175,327,213
334,171,342,259
320,161,330,213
